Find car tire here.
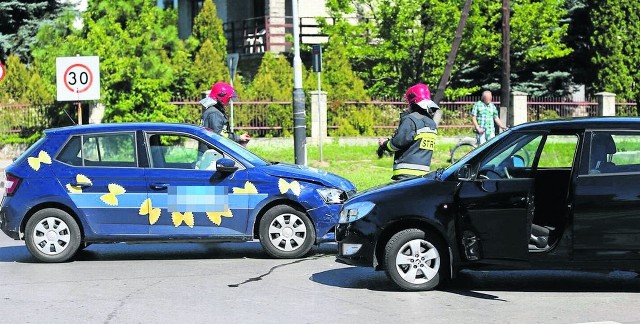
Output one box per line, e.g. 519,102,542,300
25,208,81,263
384,228,448,291
259,205,316,259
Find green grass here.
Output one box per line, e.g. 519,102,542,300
249,140,455,190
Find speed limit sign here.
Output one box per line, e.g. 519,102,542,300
56,56,100,101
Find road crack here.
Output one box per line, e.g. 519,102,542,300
228,254,329,287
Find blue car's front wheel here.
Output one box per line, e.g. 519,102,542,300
259,205,316,259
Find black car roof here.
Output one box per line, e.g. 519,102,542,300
511,117,640,132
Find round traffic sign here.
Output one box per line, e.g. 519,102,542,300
63,63,93,93
0,63,5,82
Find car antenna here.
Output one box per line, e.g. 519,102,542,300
63,107,77,125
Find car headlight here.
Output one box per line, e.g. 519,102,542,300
339,201,375,223
316,188,346,204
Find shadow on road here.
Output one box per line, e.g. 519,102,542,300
0,245,38,263
311,266,640,295
0,242,338,263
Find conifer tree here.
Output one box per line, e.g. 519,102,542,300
190,0,229,93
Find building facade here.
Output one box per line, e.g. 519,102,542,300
157,0,331,54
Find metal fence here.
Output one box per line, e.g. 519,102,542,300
0,103,50,135
2,97,638,136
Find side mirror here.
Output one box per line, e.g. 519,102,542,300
511,155,525,168
216,158,238,173
457,164,473,181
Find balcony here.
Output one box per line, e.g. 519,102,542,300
224,16,329,55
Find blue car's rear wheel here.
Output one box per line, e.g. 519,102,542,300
25,208,81,263
259,205,316,259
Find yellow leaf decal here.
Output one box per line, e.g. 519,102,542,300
172,212,194,228
232,181,258,194
206,209,233,226
278,178,301,196
100,183,126,206
27,151,52,171
66,174,92,193
139,198,161,225
76,174,92,185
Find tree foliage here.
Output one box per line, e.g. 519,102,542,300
0,54,52,104
324,0,572,98
248,52,293,101
304,36,369,102
192,39,229,94
190,0,229,93
0,0,75,62
32,0,189,123
589,0,640,101
192,0,227,52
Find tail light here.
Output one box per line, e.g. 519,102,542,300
3,173,21,196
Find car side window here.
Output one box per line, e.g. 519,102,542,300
478,133,543,179
57,133,136,167
147,133,224,170
589,132,640,174
538,135,578,168
57,136,83,166
82,133,137,167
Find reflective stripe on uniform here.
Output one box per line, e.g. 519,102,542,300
416,126,437,134
393,168,428,177
395,163,431,172
387,140,400,152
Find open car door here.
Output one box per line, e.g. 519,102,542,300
456,133,544,263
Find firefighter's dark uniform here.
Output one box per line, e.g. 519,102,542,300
201,105,241,143
385,110,437,180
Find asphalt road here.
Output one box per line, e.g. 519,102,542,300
1,160,639,324
0,233,639,324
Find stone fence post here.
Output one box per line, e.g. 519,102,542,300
509,91,528,126
310,91,327,144
596,92,616,116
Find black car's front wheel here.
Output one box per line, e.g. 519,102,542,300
259,205,316,259
384,228,447,291
25,208,82,263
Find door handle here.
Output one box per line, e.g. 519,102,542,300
149,183,168,190
70,181,92,188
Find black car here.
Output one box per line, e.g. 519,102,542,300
336,117,640,291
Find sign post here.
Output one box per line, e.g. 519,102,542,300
227,53,239,131
312,45,323,163
56,56,101,125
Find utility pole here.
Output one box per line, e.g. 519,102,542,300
291,0,307,165
501,0,511,118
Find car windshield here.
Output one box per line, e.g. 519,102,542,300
203,129,269,166
438,130,512,179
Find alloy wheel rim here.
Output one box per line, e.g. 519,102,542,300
395,239,440,284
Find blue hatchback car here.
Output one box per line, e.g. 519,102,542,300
0,123,356,262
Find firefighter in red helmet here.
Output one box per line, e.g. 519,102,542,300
200,82,250,144
377,83,439,180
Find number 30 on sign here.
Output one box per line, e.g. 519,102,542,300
56,56,101,101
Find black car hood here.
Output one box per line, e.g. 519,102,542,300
260,163,356,191
349,172,439,201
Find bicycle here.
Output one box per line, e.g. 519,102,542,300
449,136,477,163
449,126,511,163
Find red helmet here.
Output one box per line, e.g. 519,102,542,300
404,83,432,104
208,82,237,106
